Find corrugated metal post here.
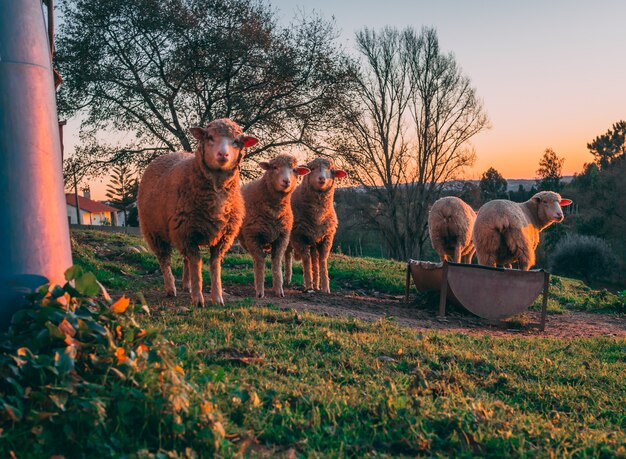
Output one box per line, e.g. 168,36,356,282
0,0,73,328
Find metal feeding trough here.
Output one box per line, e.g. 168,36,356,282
405,260,549,330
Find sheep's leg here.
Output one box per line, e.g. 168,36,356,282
431,237,448,262
182,257,191,292
318,239,333,294
452,244,462,264
311,246,320,290
248,245,267,298
209,246,225,306
271,237,289,298
284,244,293,286
504,230,534,271
184,248,204,307
293,241,312,290
146,234,176,296
477,251,497,267
517,254,532,271
158,257,176,297
463,247,476,264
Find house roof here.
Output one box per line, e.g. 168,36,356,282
66,194,118,213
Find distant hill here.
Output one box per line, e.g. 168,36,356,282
341,176,574,193
504,176,573,191
445,176,574,192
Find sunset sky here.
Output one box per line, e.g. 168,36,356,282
270,0,626,180
64,0,626,199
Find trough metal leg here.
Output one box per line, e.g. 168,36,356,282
438,262,448,317
405,263,411,304
540,272,549,331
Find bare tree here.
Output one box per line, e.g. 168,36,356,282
335,26,489,259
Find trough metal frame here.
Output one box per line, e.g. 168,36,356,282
405,261,550,331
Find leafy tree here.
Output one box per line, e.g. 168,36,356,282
587,120,626,169
536,148,565,191
479,167,507,202
55,0,355,177
335,27,489,259
509,184,536,203
570,162,599,192
105,164,138,226
458,181,481,209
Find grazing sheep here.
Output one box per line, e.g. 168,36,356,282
285,158,348,293
239,155,310,298
137,118,257,307
473,191,572,270
428,196,476,264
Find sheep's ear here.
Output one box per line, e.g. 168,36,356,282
295,166,311,176
559,198,572,206
259,161,271,171
242,136,258,148
332,169,348,179
190,127,206,141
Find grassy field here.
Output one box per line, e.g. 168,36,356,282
2,229,624,457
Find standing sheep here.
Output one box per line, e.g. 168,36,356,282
428,196,476,263
473,191,572,270
285,158,348,293
239,154,310,298
137,118,257,307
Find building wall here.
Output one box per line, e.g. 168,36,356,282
66,204,88,225
66,205,114,226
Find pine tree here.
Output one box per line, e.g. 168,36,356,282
105,164,137,226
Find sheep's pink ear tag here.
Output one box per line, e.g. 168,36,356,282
559,199,572,206
242,136,258,148
295,167,310,176
332,169,348,179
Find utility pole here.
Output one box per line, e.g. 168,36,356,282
0,0,73,328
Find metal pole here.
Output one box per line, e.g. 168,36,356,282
0,0,73,328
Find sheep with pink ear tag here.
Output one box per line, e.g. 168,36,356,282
137,118,257,307
285,158,348,293
473,191,572,270
238,154,310,298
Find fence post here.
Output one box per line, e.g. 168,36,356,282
0,0,73,329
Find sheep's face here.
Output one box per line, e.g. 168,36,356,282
260,155,310,194
532,191,572,223
306,158,348,192
190,122,257,172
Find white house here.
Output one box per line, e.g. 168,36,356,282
66,193,120,226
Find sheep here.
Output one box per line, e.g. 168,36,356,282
137,118,257,307
284,158,348,293
238,154,310,298
472,191,572,270
284,159,348,292
428,196,476,264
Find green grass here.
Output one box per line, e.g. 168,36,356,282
71,229,625,313
152,305,626,457
40,229,625,456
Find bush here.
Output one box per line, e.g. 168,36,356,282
549,234,620,283
0,267,225,458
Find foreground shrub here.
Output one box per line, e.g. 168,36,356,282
549,234,620,283
0,267,224,458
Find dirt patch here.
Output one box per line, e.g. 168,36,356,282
137,283,626,339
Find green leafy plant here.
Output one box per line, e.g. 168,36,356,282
0,266,225,457
549,234,621,284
